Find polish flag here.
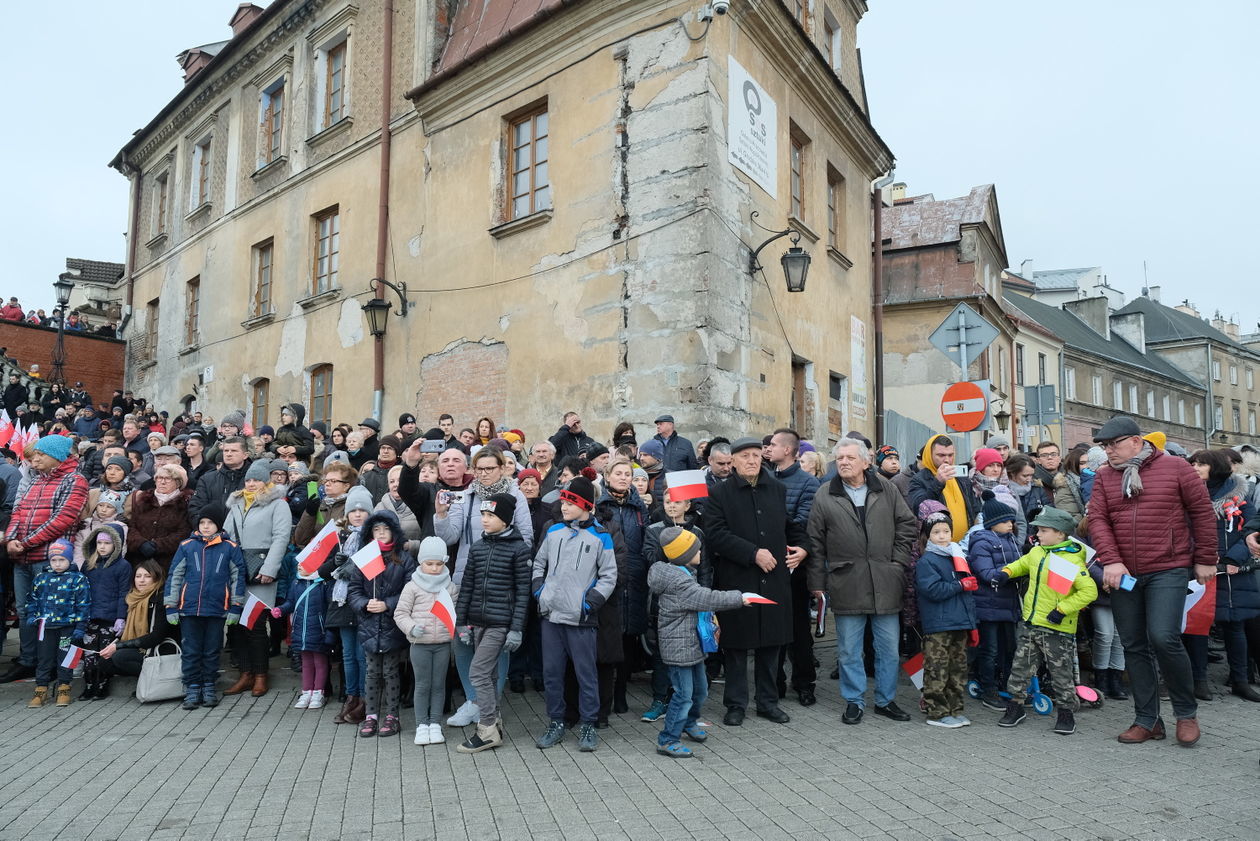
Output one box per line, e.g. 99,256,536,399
240,594,269,630
296,520,340,575
1045,555,1080,595
665,470,709,501
949,542,971,576
902,652,924,690
352,540,386,581
742,593,777,605
431,588,457,639
61,645,84,669
0,410,13,448
1182,578,1217,635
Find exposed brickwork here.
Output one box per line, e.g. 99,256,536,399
0,322,125,410
416,340,507,428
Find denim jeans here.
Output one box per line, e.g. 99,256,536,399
453,634,508,704
339,627,365,696
13,563,44,667
974,620,1015,695
835,613,900,707
659,663,707,745
1091,605,1125,670
1111,567,1197,726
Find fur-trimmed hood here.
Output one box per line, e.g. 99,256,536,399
82,521,126,569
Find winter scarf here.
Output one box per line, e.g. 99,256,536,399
122,577,162,643
922,434,968,541
154,487,183,506
1121,442,1153,498
471,474,510,499
411,566,451,593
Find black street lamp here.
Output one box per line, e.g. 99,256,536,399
749,211,812,293
51,270,78,384
360,277,408,337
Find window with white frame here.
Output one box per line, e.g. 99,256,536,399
1146,389,1155,418
1232,405,1242,432
1178,398,1186,425
259,79,286,166
1213,359,1221,381
1129,385,1138,414
1195,402,1203,428
1091,374,1103,406
153,172,170,237
1230,364,1239,385
190,136,212,208
1248,368,1255,390
823,8,841,73
1064,366,1077,401
1250,410,1257,436
1162,394,1170,421
1214,403,1224,431
1113,380,1123,409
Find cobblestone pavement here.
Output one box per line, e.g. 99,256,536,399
0,638,1256,841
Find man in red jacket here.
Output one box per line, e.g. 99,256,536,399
1089,416,1217,747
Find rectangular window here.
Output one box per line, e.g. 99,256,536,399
1091,374,1103,406
1037,353,1047,385
325,41,347,127
261,81,285,164
252,239,274,317
1195,402,1203,429
1015,344,1025,386
1250,410,1257,436
1230,365,1238,385
1064,366,1077,401
1214,403,1224,431
1178,399,1187,425
790,134,806,220
1162,394,1170,421
155,174,169,236
252,379,269,432
1213,359,1221,381
310,365,333,428
823,14,841,72
1113,380,1123,409
145,299,159,362
1129,385,1138,413
1233,405,1242,432
1146,389,1155,418
1248,368,1255,390
191,138,211,208
312,206,340,294
185,277,200,345
826,166,844,250
508,107,550,220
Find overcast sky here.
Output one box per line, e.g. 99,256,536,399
3,1,1257,331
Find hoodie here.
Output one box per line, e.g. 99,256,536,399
82,522,133,621
346,510,418,653
273,403,314,461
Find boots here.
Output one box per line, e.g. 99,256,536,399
1108,669,1129,700
333,696,355,724
182,684,202,710
28,686,49,708
612,685,629,715
998,700,1026,728
345,695,366,723
457,722,504,753
79,666,99,701
1193,679,1213,701
223,671,254,695
1231,681,1260,702
55,683,72,707
251,672,269,697
94,675,111,701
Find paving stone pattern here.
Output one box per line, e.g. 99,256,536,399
0,639,1255,841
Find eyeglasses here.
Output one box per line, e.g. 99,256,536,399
323,478,349,485
1099,436,1137,450
473,466,500,474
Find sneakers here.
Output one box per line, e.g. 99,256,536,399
294,690,313,709
577,723,598,751
415,725,432,745
954,715,971,726
980,692,1006,712
998,700,1026,728
447,700,480,727
201,683,220,708
378,715,401,737
308,690,325,709
926,716,965,728
429,723,445,744
641,700,668,722
55,684,72,707
682,725,709,743
182,685,202,711
656,741,693,758
1053,709,1076,735
27,686,48,708
457,723,504,754
537,720,567,749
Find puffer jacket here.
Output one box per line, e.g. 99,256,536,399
1052,472,1085,523
26,567,91,631
276,576,332,653
5,456,90,567
346,510,417,654
1208,476,1260,622
1089,446,1217,574
164,531,248,619
456,526,531,631
318,525,362,629
647,562,744,667
82,522,131,621
775,461,820,525
394,570,459,644
1001,540,1097,634
595,488,648,635
531,517,619,629
272,403,314,460
966,527,1022,623
225,484,291,605
915,544,978,634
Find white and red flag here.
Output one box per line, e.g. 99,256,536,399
61,645,84,669
1045,555,1080,595
352,540,386,581
902,652,924,690
0,410,13,448
296,520,340,575
431,588,457,639
1182,578,1217,636
240,594,269,630
742,593,777,605
665,470,709,501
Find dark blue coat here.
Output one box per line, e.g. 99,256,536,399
84,522,132,621
966,528,1022,623
596,488,649,635
653,432,699,472
915,545,978,634
1210,478,1260,622
775,462,820,526
277,576,332,653
346,510,417,654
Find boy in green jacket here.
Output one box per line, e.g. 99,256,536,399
993,507,1097,735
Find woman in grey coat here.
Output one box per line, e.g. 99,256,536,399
222,460,292,697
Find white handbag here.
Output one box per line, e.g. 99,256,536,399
135,640,185,703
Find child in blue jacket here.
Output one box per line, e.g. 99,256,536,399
916,513,978,729
164,502,248,710
966,492,1022,710
272,563,331,711
25,538,91,708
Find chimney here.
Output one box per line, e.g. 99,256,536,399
1175,299,1200,318
1064,296,1111,340
229,3,264,37
889,182,907,202
1110,311,1146,355
1225,319,1240,340
178,48,214,83
1210,311,1229,334
1147,284,1161,302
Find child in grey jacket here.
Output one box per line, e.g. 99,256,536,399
646,526,751,758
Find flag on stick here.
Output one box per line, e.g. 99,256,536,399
352,540,386,581
297,520,340,575
0,410,13,448
1045,555,1080,595
241,594,270,630
665,470,709,501
431,588,457,639
1182,578,1216,635
61,645,84,669
902,652,924,690
742,593,777,605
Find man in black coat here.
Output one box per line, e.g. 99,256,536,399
3,375,28,418
548,411,595,461
188,437,252,527
705,436,808,726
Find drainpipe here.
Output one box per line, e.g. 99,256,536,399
871,172,894,444
372,0,395,422
121,152,142,370
1204,341,1213,449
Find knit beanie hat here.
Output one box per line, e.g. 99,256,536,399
560,476,596,511
980,490,1016,528
585,442,609,462
258,425,275,437
986,435,1011,451
198,501,229,532
638,439,665,461
377,435,404,456
417,536,447,562
398,413,417,427
874,445,899,467
345,486,374,515
98,489,126,513
48,538,74,565
311,421,328,437
516,468,541,485
480,492,517,526
973,448,1004,476
660,525,700,566
323,450,350,469
33,434,73,462
220,410,246,431
632,466,648,481
106,455,132,476
269,459,291,475
245,460,272,483
146,431,168,446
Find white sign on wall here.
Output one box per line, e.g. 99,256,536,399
850,315,868,421
727,57,777,198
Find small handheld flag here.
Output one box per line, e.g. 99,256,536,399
241,594,270,630
665,470,709,501
901,652,924,690
948,542,971,576
352,540,386,581
431,588,457,639
1045,555,1080,595
743,593,777,605
813,592,829,637
1182,578,1216,636
37,618,45,642
61,645,84,670
297,520,340,575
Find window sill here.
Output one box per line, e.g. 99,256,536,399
251,156,288,180
241,312,276,329
185,202,212,223
145,232,169,250
827,246,853,270
307,117,353,149
298,288,341,309
178,344,200,357
489,208,553,239
788,215,819,243
137,359,157,371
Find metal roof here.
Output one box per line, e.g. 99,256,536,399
1030,267,1099,291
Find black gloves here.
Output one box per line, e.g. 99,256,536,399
140,541,158,558
1046,609,1065,625
305,495,321,516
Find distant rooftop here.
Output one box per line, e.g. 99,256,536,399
882,184,1002,251
65,258,125,287
1030,267,1100,291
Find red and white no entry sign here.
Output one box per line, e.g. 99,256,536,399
941,381,988,432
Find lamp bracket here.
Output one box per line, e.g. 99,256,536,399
748,211,801,273
368,277,408,317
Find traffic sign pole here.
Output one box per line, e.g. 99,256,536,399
957,309,972,457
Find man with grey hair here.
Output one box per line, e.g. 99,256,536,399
807,437,917,725
530,440,559,495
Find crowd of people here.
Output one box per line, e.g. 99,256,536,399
3,395,1259,757
1,296,116,336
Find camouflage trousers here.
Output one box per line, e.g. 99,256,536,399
1006,625,1078,710
922,631,968,719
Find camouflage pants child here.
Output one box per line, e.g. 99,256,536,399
922,630,968,719
1006,626,1077,710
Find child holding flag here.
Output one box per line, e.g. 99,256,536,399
915,513,979,728
25,538,91,708
394,537,459,746
318,486,373,724
453,493,532,753
993,507,1097,735
347,510,417,738
164,502,248,710
272,561,332,710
